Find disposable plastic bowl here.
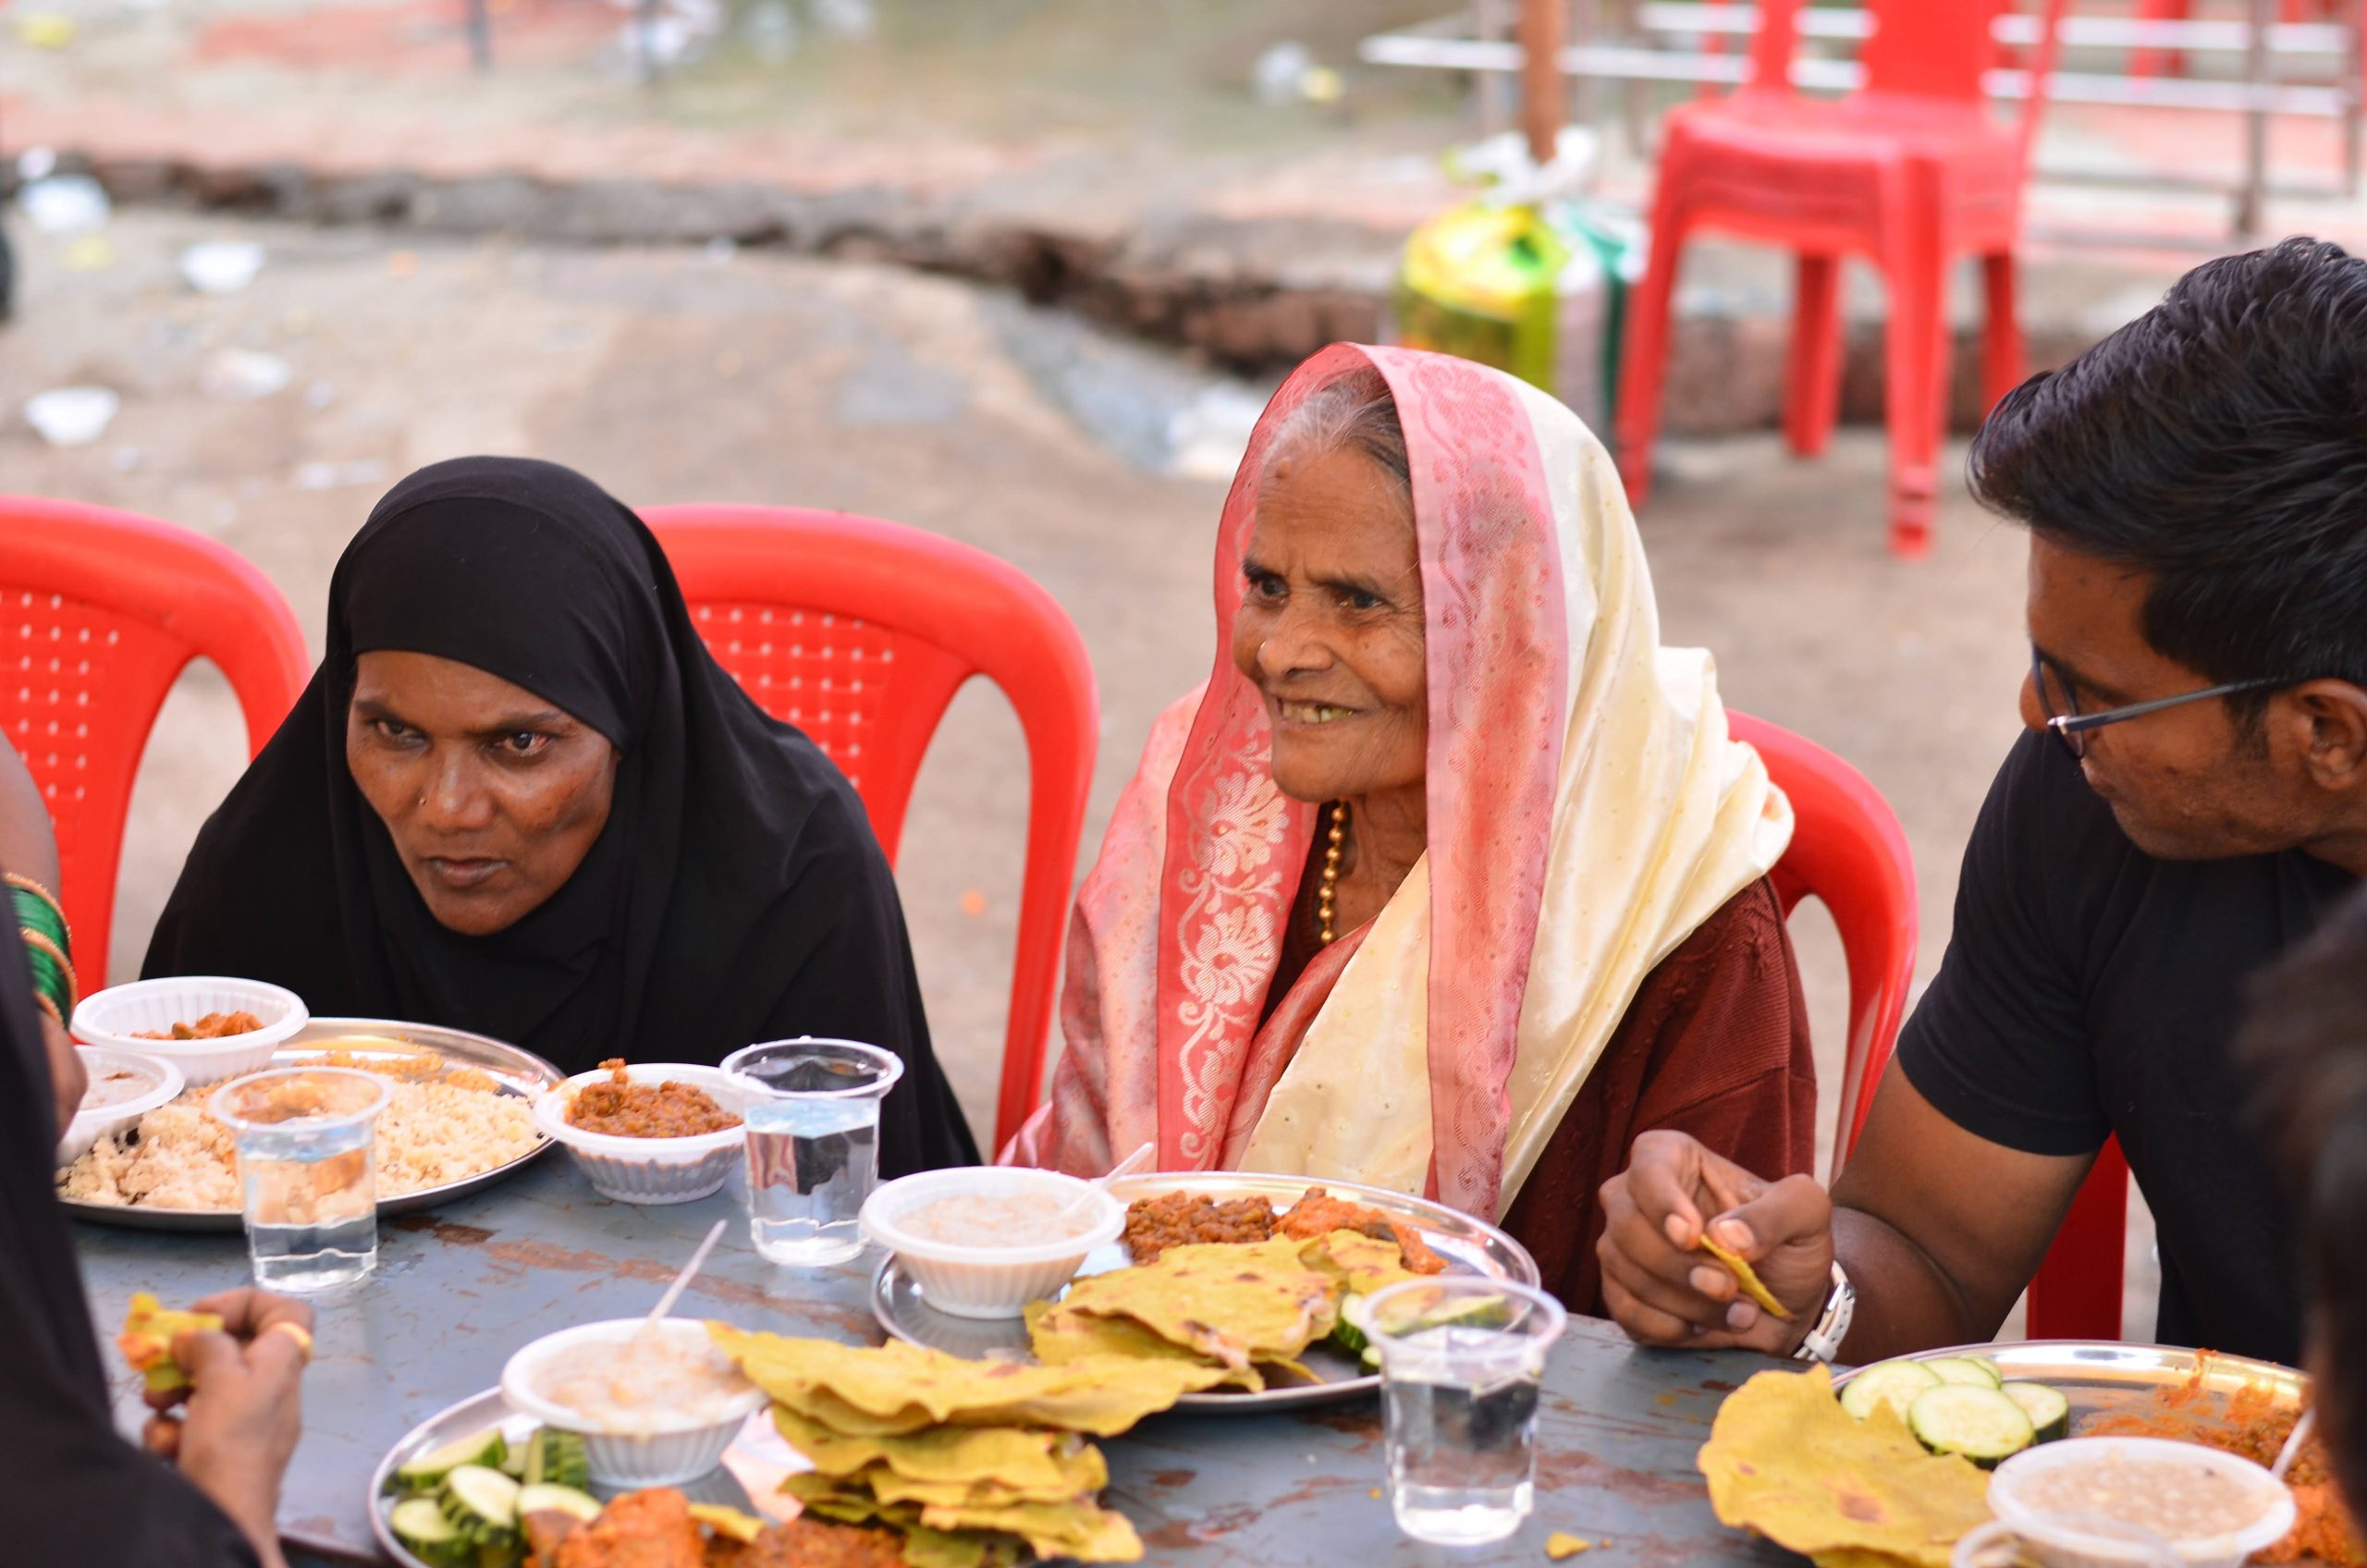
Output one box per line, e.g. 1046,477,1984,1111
533,1064,747,1205
70,977,309,1085
1985,1437,2298,1568
498,1318,767,1488
55,1047,183,1165
860,1166,1124,1319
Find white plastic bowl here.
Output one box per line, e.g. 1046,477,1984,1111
860,1166,1123,1319
498,1317,767,1488
533,1064,747,1205
54,1047,182,1165
1985,1436,2298,1568
71,977,309,1085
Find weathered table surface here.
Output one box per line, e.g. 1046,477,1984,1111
75,1151,1794,1567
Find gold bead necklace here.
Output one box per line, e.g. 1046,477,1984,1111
1318,801,1349,944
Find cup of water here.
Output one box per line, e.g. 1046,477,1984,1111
722,1037,904,1267
209,1066,389,1293
1361,1275,1567,1547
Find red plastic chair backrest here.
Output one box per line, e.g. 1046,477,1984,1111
1744,0,2067,155
0,499,310,985
1728,711,1919,1182
642,507,1098,1155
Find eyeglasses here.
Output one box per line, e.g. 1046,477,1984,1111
2031,646,2289,759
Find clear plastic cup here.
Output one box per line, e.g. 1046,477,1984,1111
1362,1276,1567,1547
723,1037,903,1267
210,1066,388,1292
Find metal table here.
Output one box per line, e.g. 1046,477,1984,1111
75,1157,1791,1566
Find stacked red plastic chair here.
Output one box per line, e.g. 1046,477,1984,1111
1617,0,2067,557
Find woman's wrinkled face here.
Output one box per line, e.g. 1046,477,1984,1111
346,651,620,936
1232,445,1428,803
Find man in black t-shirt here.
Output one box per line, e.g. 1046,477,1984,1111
1595,236,2367,1368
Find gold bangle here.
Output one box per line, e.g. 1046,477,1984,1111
4,873,70,945
264,1321,314,1364
18,927,76,1015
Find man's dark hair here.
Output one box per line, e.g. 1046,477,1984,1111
1968,237,2367,711
2238,888,2367,1518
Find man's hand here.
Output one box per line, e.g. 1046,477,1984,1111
1597,1129,1836,1354
142,1289,312,1568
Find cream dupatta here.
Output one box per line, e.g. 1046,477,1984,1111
1012,346,1790,1219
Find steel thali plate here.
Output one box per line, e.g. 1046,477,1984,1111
1833,1341,2308,1430
369,1386,809,1568
870,1169,1541,1413
60,1016,564,1232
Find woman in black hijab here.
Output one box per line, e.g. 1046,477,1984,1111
146,457,977,1174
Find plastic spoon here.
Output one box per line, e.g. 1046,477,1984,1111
1039,1141,1156,1235
2274,1407,2317,1481
644,1218,728,1329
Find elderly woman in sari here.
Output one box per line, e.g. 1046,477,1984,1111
1012,345,1811,1311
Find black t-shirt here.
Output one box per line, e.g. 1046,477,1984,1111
1895,730,2353,1365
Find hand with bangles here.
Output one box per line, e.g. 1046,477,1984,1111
141,1289,317,1568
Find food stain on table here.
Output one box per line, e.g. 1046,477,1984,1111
395,1212,877,1336
1536,1447,1707,1505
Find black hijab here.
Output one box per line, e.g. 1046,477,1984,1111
0,900,260,1563
146,458,976,1174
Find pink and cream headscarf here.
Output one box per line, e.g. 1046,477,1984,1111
1010,345,1792,1219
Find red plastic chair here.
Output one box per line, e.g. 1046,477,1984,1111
1741,705,2126,1338
1728,712,1919,1180
1616,0,2068,558
0,500,310,984
643,507,1098,1154
2022,1141,2129,1339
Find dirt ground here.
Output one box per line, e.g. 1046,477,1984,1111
0,207,2152,1332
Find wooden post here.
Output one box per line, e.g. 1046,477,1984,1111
1520,0,1564,165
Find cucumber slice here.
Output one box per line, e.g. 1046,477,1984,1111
1838,1358,1941,1422
2001,1381,2071,1444
396,1427,509,1493
516,1483,601,1523
1907,1384,2035,1468
438,1464,521,1543
472,1542,523,1568
391,1496,464,1550
521,1428,590,1489
1966,1355,2004,1383
1922,1356,2003,1389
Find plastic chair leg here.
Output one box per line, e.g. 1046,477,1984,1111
1615,192,1688,510
1980,251,2025,416
1785,253,1846,459
2129,0,2188,80
1880,204,1950,560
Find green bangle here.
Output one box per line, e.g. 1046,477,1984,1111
11,884,67,954
11,885,75,1025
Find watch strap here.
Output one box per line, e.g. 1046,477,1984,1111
1791,1261,1855,1364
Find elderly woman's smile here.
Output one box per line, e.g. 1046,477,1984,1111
1233,445,1429,807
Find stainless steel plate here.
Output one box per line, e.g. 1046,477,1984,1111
1833,1341,2308,1431
870,1169,1542,1413
60,1016,564,1232
370,1387,807,1568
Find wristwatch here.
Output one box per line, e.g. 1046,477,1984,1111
1790,1261,1856,1364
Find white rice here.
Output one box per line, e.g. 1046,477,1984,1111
58,1076,542,1210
